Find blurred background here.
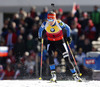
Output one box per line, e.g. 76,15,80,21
0,0,100,80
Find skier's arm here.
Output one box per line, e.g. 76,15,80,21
64,24,71,37
38,22,46,39
58,20,72,43
58,20,71,37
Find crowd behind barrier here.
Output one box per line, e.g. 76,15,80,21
0,5,100,80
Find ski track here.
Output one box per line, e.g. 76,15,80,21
0,80,100,87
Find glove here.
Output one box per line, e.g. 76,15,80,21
66,37,72,44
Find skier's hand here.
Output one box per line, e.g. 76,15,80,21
67,37,72,44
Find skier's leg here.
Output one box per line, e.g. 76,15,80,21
57,41,82,82
47,43,57,82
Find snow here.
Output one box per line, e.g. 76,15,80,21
0,80,100,87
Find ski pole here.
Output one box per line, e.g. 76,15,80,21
67,41,82,76
39,38,44,80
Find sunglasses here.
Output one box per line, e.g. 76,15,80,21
47,19,54,22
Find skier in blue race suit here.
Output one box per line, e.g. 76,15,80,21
38,11,82,82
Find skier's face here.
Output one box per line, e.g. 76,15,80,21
48,18,56,25
47,13,56,25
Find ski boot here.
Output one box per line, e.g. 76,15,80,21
73,73,82,82
50,71,57,83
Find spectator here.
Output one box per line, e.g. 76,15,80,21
1,24,8,39
76,48,92,76
74,5,81,19
14,62,25,79
9,22,19,35
57,8,65,21
19,19,26,28
33,16,40,25
76,34,85,51
84,19,96,41
83,38,92,53
7,49,16,64
12,13,20,27
0,37,5,46
10,22,17,32
3,18,10,26
19,27,27,41
70,21,78,45
30,6,37,19
4,64,15,80
75,48,86,75
74,17,82,36
54,9,58,18
20,51,29,64
91,5,100,38
40,7,48,21
79,12,89,31
30,24,38,39
14,35,26,62
26,34,38,52
1,18,10,39
67,12,75,27
5,28,17,49
91,46,97,52
0,38,7,67
25,12,33,31
6,59,12,67
24,54,35,76
0,65,5,80
29,51,36,61
76,48,86,66
18,8,27,20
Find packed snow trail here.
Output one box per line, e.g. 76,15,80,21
0,80,100,87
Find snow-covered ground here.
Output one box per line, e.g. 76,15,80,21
0,80,100,87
